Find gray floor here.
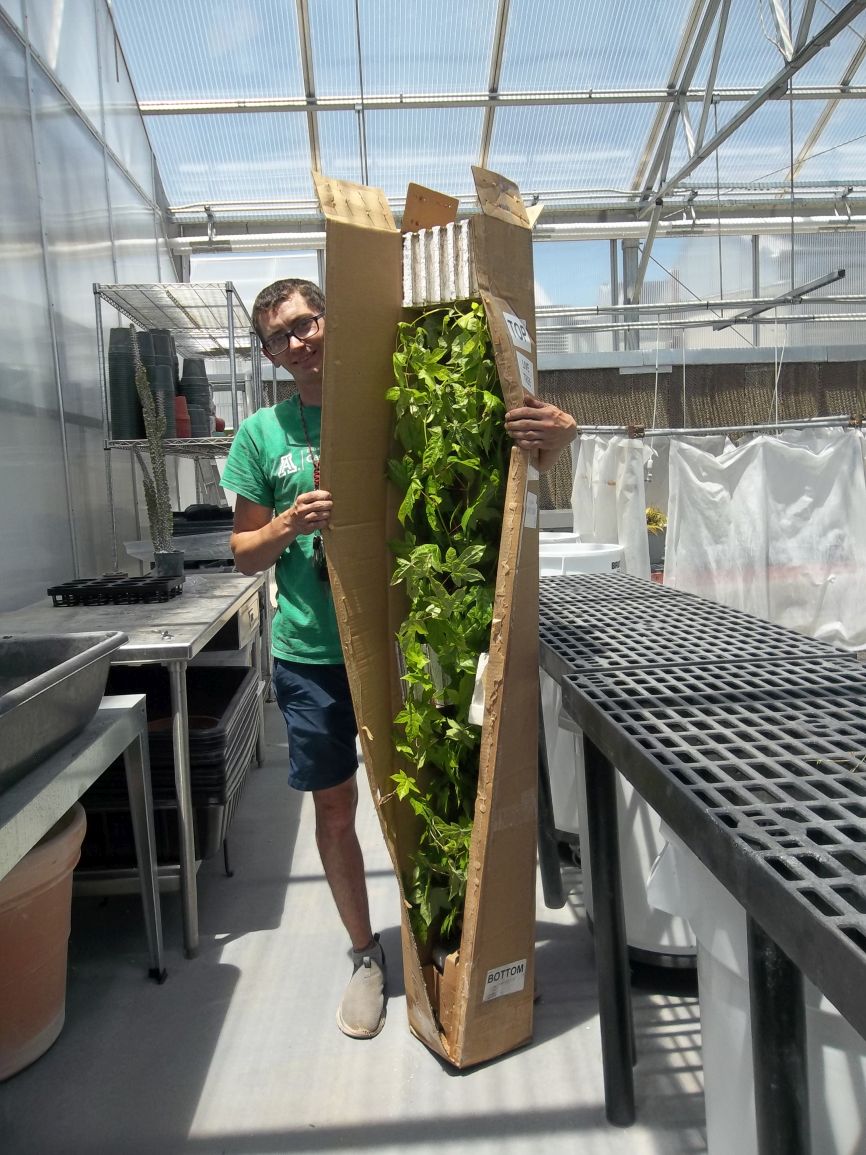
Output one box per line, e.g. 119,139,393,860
0,705,706,1155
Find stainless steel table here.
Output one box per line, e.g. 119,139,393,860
0,694,165,980
0,573,266,957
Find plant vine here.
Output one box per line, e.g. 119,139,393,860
386,301,508,946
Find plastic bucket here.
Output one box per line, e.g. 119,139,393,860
649,831,866,1154
539,542,622,575
0,803,87,1080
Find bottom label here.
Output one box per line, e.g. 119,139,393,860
482,958,527,1002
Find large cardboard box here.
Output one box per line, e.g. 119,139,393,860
316,167,539,1068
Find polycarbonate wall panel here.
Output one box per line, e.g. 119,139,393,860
96,0,156,199
0,0,21,31
501,0,694,91
26,0,102,127
314,0,496,96
31,64,116,579
318,111,365,187
362,108,483,199
489,103,657,192
107,158,162,283
190,252,318,317
0,3,172,602
0,22,75,606
109,0,305,100
796,98,866,184
796,14,866,87
355,0,494,94
670,100,825,189
145,111,312,206
709,0,789,88
533,240,612,306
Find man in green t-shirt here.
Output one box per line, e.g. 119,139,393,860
223,277,577,1041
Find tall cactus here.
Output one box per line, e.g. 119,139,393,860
130,326,173,553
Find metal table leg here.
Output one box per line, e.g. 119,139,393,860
122,717,167,982
747,916,811,1155
253,627,265,768
537,690,566,909
584,734,636,1127
167,660,199,957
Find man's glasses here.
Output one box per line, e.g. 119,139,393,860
262,312,324,356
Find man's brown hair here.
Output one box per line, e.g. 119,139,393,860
252,278,325,338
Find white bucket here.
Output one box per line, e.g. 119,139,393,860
539,542,623,576
539,531,581,546
649,831,866,1154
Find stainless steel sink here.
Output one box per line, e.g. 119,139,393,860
0,632,127,791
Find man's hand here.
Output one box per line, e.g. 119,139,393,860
286,489,332,535
505,394,577,472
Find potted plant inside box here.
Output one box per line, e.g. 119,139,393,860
646,505,668,568
130,327,183,585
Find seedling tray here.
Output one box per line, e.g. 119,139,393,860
48,576,182,606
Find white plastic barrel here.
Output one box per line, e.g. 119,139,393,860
648,830,866,1154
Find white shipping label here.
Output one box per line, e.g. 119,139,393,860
483,958,528,1003
502,311,532,352
467,651,489,727
524,491,538,529
516,350,536,395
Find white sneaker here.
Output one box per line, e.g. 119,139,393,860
336,935,386,1039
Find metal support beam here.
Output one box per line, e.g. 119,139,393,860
631,201,665,304
295,0,320,174
695,0,731,153
630,0,706,193
795,0,819,53
655,1,866,202
712,267,846,329
635,0,722,203
479,0,510,170
137,85,866,117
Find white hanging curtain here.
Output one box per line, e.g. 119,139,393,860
570,434,651,578
665,428,866,651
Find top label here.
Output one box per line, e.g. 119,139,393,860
502,311,532,352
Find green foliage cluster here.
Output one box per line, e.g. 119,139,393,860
386,302,509,945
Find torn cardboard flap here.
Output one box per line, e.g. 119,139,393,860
402,182,459,232
472,165,531,229
313,170,396,231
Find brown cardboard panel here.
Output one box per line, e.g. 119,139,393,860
402,183,459,233
315,167,540,1069
314,170,397,231
471,166,531,230
446,448,539,1067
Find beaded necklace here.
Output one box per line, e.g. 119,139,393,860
297,396,320,489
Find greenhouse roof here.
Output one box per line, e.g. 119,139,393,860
109,0,866,234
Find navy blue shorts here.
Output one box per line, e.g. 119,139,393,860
272,658,359,792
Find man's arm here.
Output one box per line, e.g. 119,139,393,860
505,393,577,473
230,491,333,574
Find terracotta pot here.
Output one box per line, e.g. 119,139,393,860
0,803,87,1080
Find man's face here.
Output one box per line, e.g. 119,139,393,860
259,293,325,386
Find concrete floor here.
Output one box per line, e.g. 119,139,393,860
0,704,706,1155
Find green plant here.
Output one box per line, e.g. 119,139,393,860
386,302,508,945
646,505,667,535
130,327,173,553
